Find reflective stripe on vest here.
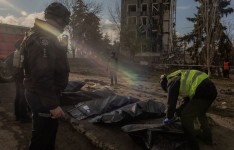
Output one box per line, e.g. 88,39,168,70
167,70,208,99
167,70,182,80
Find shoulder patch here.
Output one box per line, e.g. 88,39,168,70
40,38,49,47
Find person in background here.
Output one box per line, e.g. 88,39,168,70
13,39,31,123
160,70,217,150
107,52,118,85
21,2,70,150
223,59,230,78
60,34,69,51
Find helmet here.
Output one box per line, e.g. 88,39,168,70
160,74,168,92
45,2,71,25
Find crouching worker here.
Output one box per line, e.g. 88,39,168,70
21,2,70,150
160,70,217,150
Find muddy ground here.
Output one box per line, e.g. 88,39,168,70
0,58,234,150
0,82,100,150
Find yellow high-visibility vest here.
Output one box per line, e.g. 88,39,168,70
167,70,208,99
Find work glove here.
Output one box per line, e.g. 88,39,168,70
163,118,175,125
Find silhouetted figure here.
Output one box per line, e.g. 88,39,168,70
107,52,118,85
223,59,230,78
13,39,31,123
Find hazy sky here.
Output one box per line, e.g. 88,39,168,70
0,0,233,37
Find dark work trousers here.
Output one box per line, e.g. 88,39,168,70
29,114,58,150
25,90,58,150
110,70,117,85
175,97,189,117
14,81,30,122
223,69,229,78
181,98,214,150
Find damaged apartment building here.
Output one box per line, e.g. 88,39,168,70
120,0,176,63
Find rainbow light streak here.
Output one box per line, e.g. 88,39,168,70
118,67,137,85
35,19,62,37
79,49,138,85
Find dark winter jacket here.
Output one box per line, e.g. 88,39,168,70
22,19,70,112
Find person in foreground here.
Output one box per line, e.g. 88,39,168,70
160,69,217,150
21,2,70,150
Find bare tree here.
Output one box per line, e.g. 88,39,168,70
70,0,104,58
108,0,121,32
223,21,234,44
181,0,233,75
202,0,232,76
108,0,121,53
86,0,102,15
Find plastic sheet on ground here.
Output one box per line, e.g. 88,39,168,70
64,80,86,92
61,87,115,106
66,95,140,120
90,100,166,124
122,123,191,150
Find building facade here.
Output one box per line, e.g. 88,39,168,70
0,24,29,59
120,0,176,63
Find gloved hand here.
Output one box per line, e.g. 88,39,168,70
163,118,175,125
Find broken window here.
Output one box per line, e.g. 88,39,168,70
163,0,170,10
142,4,147,12
152,0,161,3
128,4,137,12
142,44,151,52
152,17,159,31
141,44,147,52
152,43,157,53
141,32,147,39
141,17,148,25
152,31,158,39
152,3,160,16
138,24,147,38
152,32,159,52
